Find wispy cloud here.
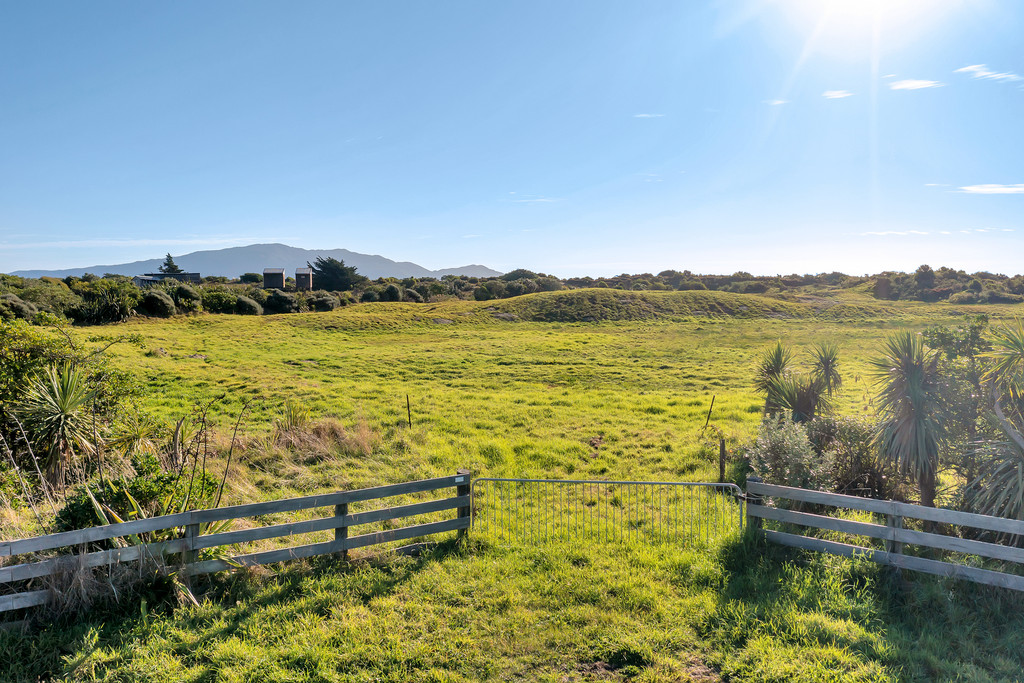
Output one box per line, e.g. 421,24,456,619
633,113,666,118
955,64,1023,83
763,99,788,106
823,90,853,99
0,237,252,251
860,230,930,236
959,184,1024,195
639,173,663,183
889,79,944,90
462,234,480,239
924,183,950,187
512,197,557,203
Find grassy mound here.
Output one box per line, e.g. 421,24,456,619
485,289,813,322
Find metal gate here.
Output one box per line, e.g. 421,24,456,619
471,478,744,546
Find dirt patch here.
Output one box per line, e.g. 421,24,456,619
491,312,518,321
561,661,618,681
684,657,721,682
432,318,454,325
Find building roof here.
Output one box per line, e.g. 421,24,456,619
263,268,285,274
295,267,312,275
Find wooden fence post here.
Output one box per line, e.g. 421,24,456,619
456,469,471,540
746,476,762,534
885,511,903,555
183,522,200,565
335,503,349,561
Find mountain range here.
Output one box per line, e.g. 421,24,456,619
10,244,502,280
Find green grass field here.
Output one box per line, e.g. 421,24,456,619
4,289,1024,682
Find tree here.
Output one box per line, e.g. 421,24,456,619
963,320,1024,519
307,257,367,292
871,330,946,508
159,253,183,275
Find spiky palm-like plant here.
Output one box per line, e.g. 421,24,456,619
767,374,833,423
20,364,97,490
870,330,946,507
968,320,1024,520
107,411,161,459
755,342,792,414
810,342,842,396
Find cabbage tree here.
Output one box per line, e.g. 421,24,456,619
870,330,946,507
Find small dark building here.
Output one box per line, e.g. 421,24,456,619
143,272,201,284
264,268,286,290
295,267,313,291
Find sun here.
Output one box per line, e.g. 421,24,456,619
774,0,961,57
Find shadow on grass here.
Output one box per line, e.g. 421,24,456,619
0,538,466,683
705,530,1024,681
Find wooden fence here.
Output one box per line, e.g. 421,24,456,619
747,477,1024,591
0,471,471,614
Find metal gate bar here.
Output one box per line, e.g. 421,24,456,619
471,478,744,547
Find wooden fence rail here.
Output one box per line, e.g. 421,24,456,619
747,477,1024,592
0,471,471,614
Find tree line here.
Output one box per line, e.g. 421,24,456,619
2,259,1023,326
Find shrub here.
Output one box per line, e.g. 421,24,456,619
308,292,338,311
745,418,831,491
139,290,176,317
380,284,402,302
500,268,538,281
264,289,299,314
235,295,263,315
0,294,37,321
68,279,140,324
948,291,980,304
403,288,423,303
200,288,238,314
360,290,380,303
239,272,263,284
174,284,202,313
806,416,903,499
504,279,539,297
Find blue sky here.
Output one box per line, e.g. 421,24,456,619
1,0,1021,277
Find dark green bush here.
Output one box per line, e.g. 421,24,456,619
360,290,380,303
308,292,338,311
174,284,202,313
139,290,176,317
239,273,263,284
68,279,140,324
403,288,423,303
235,295,263,315
0,294,37,320
380,284,402,302
264,289,299,313
200,288,237,314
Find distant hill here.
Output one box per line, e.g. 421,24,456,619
10,244,502,280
